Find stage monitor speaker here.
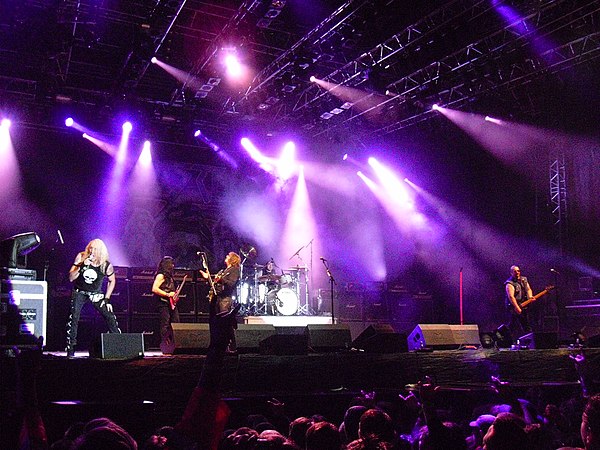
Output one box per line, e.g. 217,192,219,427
407,324,480,351
236,324,276,352
352,324,407,353
306,324,351,352
259,334,308,355
582,326,600,348
172,323,210,354
90,333,144,359
518,331,558,349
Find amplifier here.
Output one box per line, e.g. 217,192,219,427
0,280,47,345
130,267,155,281
130,281,196,314
0,267,37,280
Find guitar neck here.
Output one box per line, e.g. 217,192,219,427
520,289,549,308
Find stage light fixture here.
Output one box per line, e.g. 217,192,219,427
432,104,440,111
343,153,348,161
122,121,132,132
194,130,201,137
151,57,157,64
0,232,41,268
1,119,11,129
309,76,316,82
65,117,74,127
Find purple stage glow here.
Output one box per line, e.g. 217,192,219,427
224,53,243,78
82,133,116,156
0,119,20,200
241,137,274,173
367,157,413,208
280,167,318,271
277,141,296,181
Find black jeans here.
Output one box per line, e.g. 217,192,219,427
66,289,121,351
157,300,180,346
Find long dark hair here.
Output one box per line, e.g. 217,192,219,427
156,256,174,277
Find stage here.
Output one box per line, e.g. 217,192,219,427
5,345,593,444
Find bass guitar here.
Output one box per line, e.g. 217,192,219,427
519,285,555,309
170,274,188,310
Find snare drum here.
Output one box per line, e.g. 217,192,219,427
273,288,299,316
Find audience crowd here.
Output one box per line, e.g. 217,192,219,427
6,329,598,450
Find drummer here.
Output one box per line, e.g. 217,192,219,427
262,259,279,288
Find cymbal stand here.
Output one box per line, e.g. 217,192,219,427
296,267,311,315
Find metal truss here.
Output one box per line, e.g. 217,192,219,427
549,152,568,251
311,0,599,137
287,0,501,117
375,31,600,136
233,0,371,105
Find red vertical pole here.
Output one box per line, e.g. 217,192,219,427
459,268,464,325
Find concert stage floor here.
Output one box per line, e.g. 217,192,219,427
18,345,594,444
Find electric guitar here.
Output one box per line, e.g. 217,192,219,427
200,254,218,303
170,274,188,310
519,285,555,309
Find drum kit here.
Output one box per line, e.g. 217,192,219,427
237,263,308,316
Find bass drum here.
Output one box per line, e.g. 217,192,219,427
274,288,299,316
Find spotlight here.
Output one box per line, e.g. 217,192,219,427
309,76,316,82
122,121,132,132
65,117,74,127
82,132,88,138
342,153,348,161
431,104,440,111
194,130,201,137
1,119,11,129
151,57,157,64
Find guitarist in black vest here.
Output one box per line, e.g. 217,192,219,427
199,251,241,354
152,256,181,354
504,265,533,338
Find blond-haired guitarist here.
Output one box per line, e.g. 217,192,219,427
199,252,241,354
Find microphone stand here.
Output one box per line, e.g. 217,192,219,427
321,259,336,324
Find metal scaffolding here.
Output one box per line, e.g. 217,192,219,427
549,152,568,252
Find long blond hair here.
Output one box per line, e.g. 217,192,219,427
82,239,110,272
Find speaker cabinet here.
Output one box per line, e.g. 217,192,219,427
90,333,144,359
352,324,407,353
259,334,308,355
407,324,480,351
130,314,159,349
306,324,352,351
172,323,210,354
0,280,47,344
582,326,600,347
336,291,364,320
236,324,276,352
388,293,433,333
129,282,155,314
518,331,558,349
363,292,388,321
108,280,129,313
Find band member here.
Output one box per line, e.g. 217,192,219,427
199,252,241,354
151,256,181,354
504,265,533,339
66,239,120,357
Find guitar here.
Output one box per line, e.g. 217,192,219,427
519,285,555,309
170,274,188,310
200,254,218,303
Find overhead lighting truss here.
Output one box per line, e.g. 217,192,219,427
306,0,599,137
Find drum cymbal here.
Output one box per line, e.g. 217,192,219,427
258,274,281,282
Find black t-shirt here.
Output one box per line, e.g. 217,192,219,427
73,261,112,293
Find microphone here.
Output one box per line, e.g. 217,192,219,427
320,257,327,262
57,230,64,244
550,268,560,275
